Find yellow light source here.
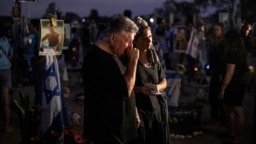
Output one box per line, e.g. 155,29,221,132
194,67,199,72
249,65,254,74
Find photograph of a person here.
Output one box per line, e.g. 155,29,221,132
63,23,71,50
173,26,189,53
40,19,64,55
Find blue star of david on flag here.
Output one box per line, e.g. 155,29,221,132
43,61,61,104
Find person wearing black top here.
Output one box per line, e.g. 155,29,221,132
81,16,140,144
133,17,170,144
219,30,247,144
207,22,226,125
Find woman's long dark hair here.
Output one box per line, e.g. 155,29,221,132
134,17,159,68
224,29,247,59
207,22,225,45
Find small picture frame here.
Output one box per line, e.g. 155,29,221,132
173,26,190,53
39,19,64,56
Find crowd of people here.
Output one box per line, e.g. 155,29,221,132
0,7,256,144
80,13,256,144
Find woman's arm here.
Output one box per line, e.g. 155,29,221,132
134,78,167,96
156,78,167,93
219,63,235,100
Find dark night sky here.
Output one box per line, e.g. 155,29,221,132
0,0,166,18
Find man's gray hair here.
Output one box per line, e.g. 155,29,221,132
106,16,138,35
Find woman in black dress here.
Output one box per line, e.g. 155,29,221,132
219,29,247,144
133,17,170,144
207,22,226,124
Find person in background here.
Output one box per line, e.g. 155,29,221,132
133,17,170,144
240,22,254,55
123,9,132,19
0,25,14,133
26,19,44,106
168,18,183,53
154,17,169,70
240,22,256,92
96,22,107,41
80,18,92,57
24,19,39,73
11,5,21,18
173,27,188,70
185,20,198,82
219,29,247,144
196,21,208,74
207,22,226,125
167,18,183,69
88,17,98,46
81,16,140,144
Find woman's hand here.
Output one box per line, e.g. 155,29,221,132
135,108,141,128
144,83,157,95
140,85,154,96
218,90,225,100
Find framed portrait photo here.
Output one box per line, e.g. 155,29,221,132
39,19,64,56
173,25,190,53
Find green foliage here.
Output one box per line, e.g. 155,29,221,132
10,89,43,144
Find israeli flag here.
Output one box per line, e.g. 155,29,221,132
41,55,64,141
186,28,199,59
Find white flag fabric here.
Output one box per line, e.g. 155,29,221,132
41,55,64,142
186,28,199,59
165,70,181,107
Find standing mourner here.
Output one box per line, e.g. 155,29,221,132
154,17,169,70
0,25,14,133
207,22,226,125
133,17,170,144
81,16,140,144
219,29,247,144
25,19,44,106
240,22,254,55
196,22,207,74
